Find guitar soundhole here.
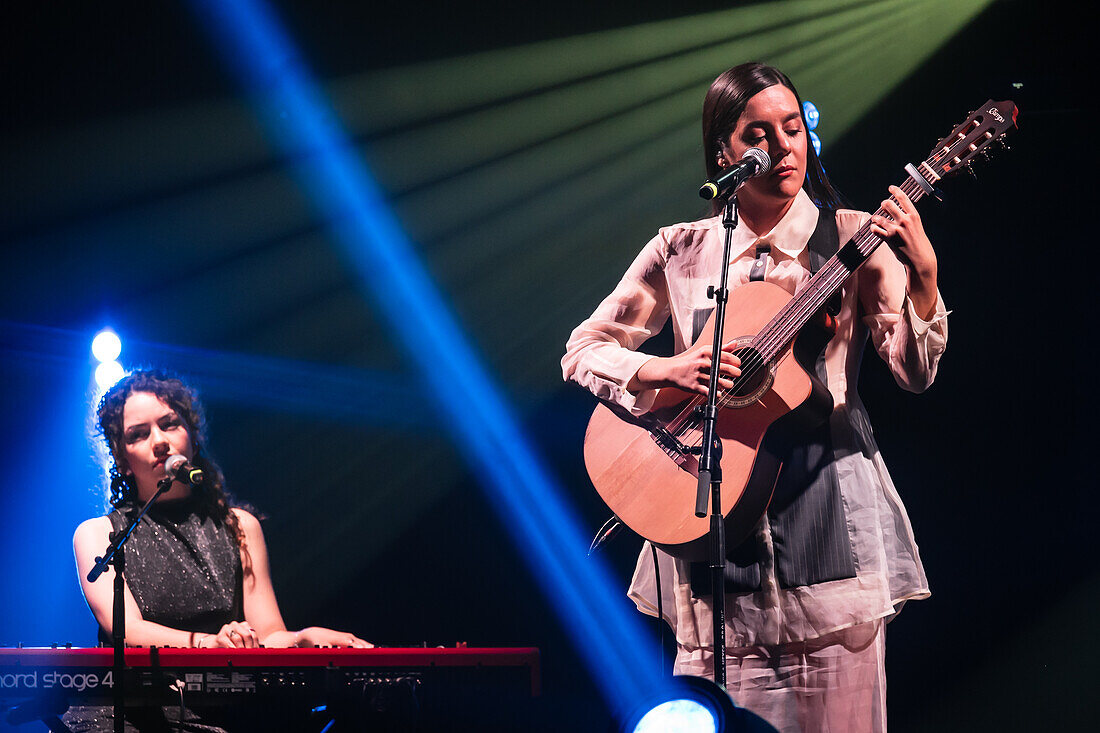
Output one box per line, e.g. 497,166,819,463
724,346,773,407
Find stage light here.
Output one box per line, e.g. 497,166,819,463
189,0,667,716
632,699,716,733
91,329,122,363
94,360,126,391
184,0,996,720
620,676,778,733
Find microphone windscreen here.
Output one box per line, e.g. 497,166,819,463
164,454,187,474
744,147,772,175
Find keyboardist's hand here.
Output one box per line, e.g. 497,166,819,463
294,626,373,649
196,621,260,648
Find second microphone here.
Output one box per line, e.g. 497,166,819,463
165,454,205,486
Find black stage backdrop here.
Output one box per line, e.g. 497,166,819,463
1,1,1092,730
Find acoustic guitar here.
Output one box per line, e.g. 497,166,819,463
584,100,1017,560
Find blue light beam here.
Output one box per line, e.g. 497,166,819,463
190,0,668,715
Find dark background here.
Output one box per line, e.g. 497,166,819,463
1,0,1092,730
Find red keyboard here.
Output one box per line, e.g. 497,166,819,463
0,646,540,701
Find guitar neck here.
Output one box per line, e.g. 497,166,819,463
753,170,932,362
751,99,1017,362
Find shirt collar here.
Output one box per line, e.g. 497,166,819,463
729,189,819,262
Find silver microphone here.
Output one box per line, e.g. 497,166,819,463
699,147,772,200
164,454,204,486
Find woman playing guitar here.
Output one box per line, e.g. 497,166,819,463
562,62,947,732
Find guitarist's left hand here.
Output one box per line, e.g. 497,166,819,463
870,185,939,320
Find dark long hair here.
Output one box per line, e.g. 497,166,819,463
96,369,244,547
702,62,846,215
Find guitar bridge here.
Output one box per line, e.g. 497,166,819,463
650,426,699,461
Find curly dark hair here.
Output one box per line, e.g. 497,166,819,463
96,369,244,548
702,62,847,215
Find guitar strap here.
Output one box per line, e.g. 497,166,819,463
690,207,858,596
806,207,843,317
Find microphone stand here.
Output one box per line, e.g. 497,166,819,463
692,194,740,689
88,476,176,733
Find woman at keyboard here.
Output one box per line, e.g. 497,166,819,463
67,369,369,731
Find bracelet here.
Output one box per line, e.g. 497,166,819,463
293,630,302,648
193,633,208,649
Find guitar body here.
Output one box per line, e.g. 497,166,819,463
583,280,834,560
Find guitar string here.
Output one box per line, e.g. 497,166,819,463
667,185,919,443
688,173,929,441
663,205,900,441
718,121,985,401
664,174,928,444
655,116,1004,459
743,177,926,372
723,176,926,392
665,179,923,440
663,132,968,438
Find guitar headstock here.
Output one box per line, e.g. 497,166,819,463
924,100,1018,180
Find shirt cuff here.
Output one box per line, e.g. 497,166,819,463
614,351,660,415
904,291,949,338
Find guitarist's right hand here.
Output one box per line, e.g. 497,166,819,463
628,342,741,396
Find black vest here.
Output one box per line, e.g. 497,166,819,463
690,207,858,595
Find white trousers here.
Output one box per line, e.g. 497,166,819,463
673,619,887,733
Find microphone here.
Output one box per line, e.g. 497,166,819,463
699,147,771,200
164,454,204,486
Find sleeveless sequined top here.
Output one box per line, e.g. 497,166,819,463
100,497,244,643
